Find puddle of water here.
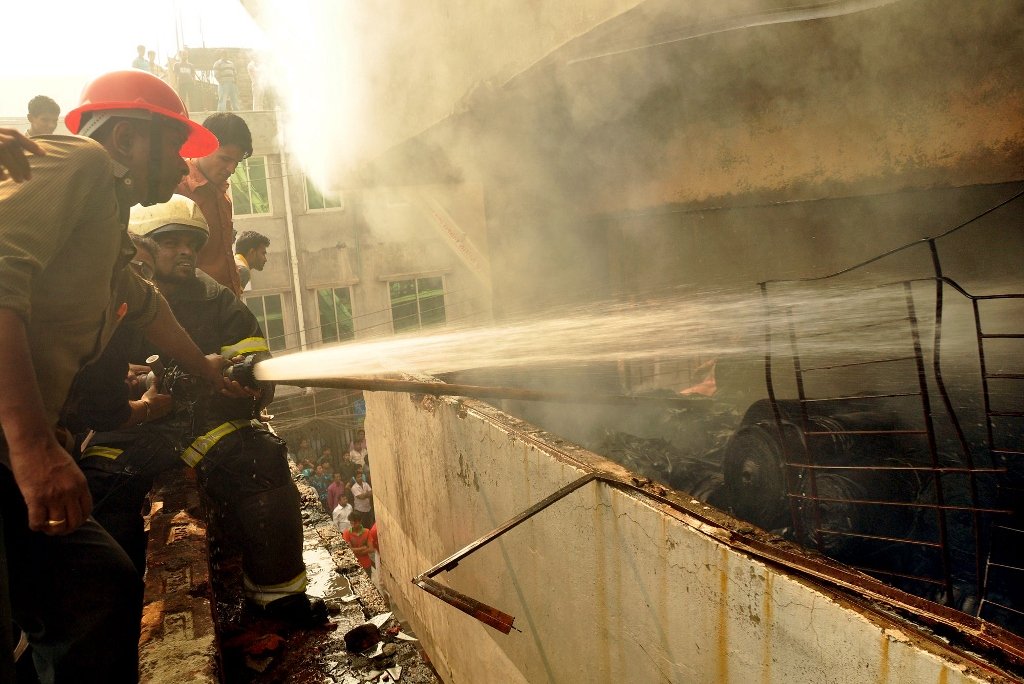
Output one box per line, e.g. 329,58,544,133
303,546,346,599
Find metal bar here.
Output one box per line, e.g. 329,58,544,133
760,283,807,543
978,296,1001,471
858,568,948,586
276,376,718,408
784,464,1004,474
982,600,1024,620
800,392,920,403
805,429,927,436
988,410,1024,418
986,563,1024,574
411,475,598,636
418,473,597,578
980,333,1024,339
972,293,1024,301
786,493,1010,514
987,373,1024,380
903,281,955,603
801,355,917,372
993,449,1024,457
815,529,942,548
786,305,824,550
414,578,517,634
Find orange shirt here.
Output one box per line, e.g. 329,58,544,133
176,159,242,295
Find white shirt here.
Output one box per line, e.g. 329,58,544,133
333,503,353,532
351,481,372,513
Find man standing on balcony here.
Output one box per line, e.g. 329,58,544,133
177,112,252,296
213,52,240,112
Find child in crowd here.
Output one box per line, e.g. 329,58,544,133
333,490,354,533
343,511,373,575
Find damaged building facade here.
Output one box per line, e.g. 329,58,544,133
238,0,1024,681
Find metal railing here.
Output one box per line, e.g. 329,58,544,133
759,192,1023,615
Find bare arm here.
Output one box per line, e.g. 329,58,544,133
0,309,91,534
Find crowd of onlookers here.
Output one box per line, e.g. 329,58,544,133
292,428,378,575
132,43,267,113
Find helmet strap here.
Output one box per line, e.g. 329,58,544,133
146,117,163,206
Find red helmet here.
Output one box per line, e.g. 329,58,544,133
65,70,218,157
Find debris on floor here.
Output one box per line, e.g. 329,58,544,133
209,471,440,683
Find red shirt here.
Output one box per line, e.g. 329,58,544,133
176,159,242,295
343,527,373,568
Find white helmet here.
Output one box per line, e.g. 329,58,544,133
128,194,210,248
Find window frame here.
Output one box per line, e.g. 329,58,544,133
230,155,273,217
243,291,289,352
304,175,344,213
387,275,447,333
315,285,356,344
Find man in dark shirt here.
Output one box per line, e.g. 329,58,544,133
172,49,197,109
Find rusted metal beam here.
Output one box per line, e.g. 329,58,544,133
419,473,597,578
412,474,596,634
414,578,518,634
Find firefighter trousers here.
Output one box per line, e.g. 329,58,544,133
81,423,306,606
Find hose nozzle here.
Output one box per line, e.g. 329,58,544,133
224,354,259,389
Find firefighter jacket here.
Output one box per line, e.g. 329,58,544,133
148,269,273,423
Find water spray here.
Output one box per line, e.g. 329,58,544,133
234,353,705,407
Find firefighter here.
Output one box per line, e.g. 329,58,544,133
0,70,237,683
78,195,322,623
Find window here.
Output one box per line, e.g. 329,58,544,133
230,156,272,216
244,293,287,351
305,176,343,212
389,276,446,333
317,287,354,343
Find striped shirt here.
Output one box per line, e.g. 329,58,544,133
0,135,159,458
213,59,237,85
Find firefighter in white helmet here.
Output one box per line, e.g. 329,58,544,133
75,195,322,624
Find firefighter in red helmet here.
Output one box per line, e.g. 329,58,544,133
0,70,245,683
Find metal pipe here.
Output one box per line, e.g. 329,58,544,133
414,578,517,634
276,113,308,351
271,375,716,408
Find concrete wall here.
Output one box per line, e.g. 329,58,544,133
367,389,1015,683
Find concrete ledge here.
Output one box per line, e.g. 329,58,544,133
368,389,1022,684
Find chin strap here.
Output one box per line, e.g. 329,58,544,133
145,116,164,206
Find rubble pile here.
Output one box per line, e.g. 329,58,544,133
207,471,440,683
590,394,1012,620
593,395,739,508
